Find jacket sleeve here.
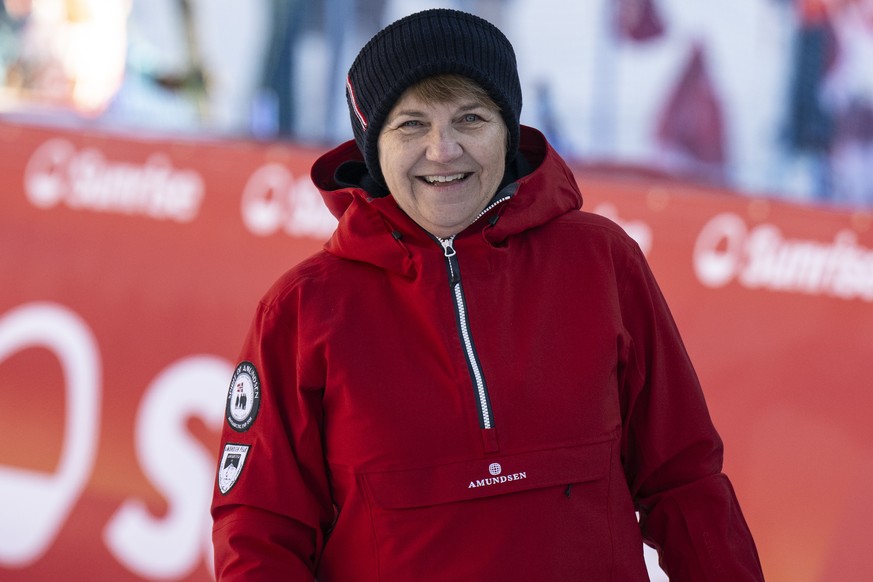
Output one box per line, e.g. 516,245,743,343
616,243,764,581
211,292,333,581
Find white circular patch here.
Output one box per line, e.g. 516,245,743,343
489,463,502,476
226,361,261,432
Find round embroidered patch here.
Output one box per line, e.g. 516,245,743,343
225,361,261,432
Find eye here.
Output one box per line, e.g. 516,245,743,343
461,113,483,123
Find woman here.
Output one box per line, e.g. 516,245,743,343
211,8,763,581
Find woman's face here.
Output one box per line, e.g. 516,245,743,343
377,87,508,239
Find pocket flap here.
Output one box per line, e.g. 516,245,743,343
364,440,612,510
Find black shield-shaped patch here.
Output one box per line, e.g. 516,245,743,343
225,361,261,432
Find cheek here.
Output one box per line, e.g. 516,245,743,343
486,140,508,182
377,141,390,176
487,127,508,170
379,141,411,182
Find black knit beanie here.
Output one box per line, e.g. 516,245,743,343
346,8,522,186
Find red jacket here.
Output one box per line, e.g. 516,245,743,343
211,127,763,581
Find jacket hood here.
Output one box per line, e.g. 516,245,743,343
310,126,583,276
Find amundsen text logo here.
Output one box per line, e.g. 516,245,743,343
468,462,527,489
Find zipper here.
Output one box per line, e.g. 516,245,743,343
476,194,511,223
438,235,494,431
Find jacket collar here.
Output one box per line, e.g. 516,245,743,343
310,126,583,276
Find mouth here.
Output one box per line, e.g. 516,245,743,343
419,173,471,185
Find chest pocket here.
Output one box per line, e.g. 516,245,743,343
360,440,619,581
365,440,610,508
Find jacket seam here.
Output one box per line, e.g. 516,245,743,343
607,439,617,581
360,474,384,581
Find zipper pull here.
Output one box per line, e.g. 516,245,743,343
439,236,461,285
439,236,456,258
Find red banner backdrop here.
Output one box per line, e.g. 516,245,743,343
1,120,871,581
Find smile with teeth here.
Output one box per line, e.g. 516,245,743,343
421,173,469,184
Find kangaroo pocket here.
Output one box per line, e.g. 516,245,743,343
361,440,618,581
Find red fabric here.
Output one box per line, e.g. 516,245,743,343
210,127,762,580
212,506,318,579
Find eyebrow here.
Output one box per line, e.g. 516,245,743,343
387,101,487,121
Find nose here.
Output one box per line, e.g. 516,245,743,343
425,125,463,163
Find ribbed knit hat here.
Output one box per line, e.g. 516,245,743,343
346,8,522,186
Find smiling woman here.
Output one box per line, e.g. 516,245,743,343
210,8,765,582
377,76,508,238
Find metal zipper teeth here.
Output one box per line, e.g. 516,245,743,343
439,236,493,430
476,195,512,223
434,195,510,430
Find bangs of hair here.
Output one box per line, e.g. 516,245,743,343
411,74,501,112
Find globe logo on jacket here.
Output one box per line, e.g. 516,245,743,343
468,462,527,489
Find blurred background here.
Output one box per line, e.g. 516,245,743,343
2,0,872,204
1,1,872,581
